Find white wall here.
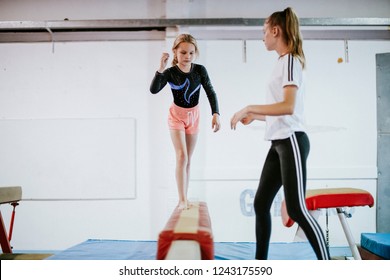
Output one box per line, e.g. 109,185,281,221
0,0,389,251
1,0,390,19
0,41,158,250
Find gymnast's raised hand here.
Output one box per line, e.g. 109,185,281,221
158,52,170,73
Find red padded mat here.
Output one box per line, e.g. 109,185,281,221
281,188,374,227
157,202,214,260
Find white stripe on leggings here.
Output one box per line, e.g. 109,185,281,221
290,133,329,259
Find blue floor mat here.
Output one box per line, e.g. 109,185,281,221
46,239,351,260
361,233,390,259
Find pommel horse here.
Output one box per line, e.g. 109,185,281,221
0,186,22,253
281,187,374,260
157,201,214,260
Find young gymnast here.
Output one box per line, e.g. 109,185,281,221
150,34,220,210
230,7,330,260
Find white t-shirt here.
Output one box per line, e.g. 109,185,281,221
264,54,306,141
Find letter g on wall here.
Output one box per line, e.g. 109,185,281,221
240,189,255,216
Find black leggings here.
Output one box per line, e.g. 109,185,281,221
254,132,330,260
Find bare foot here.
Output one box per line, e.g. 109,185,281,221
177,201,189,210
187,201,195,208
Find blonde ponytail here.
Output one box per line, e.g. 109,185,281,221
267,7,306,68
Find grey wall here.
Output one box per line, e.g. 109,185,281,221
377,52,390,233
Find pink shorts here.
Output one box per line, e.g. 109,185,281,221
168,103,200,134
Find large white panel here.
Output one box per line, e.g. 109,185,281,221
0,117,136,199
0,40,156,250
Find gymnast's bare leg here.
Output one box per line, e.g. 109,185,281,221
170,129,198,210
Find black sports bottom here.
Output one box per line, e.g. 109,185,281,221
254,132,330,260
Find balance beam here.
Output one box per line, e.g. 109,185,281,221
157,201,214,260
281,187,374,260
0,186,22,253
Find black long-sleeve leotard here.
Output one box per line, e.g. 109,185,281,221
150,63,219,115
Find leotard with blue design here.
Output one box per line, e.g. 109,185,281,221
150,63,219,115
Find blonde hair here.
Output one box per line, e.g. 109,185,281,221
266,7,306,69
171,34,199,66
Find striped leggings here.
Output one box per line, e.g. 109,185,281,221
254,132,330,260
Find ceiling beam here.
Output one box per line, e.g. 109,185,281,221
0,18,388,42
1,18,389,30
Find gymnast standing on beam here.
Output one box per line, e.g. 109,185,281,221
230,7,330,260
150,34,220,210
